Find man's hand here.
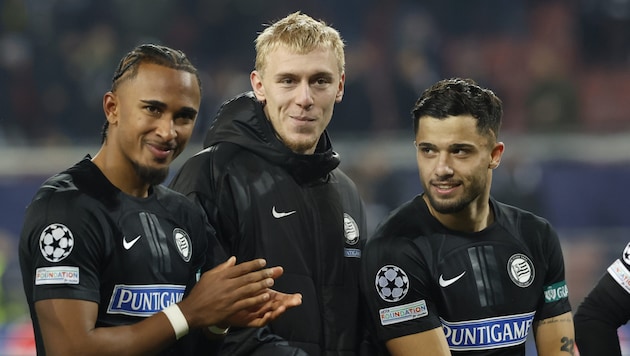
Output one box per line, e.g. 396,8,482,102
226,288,303,328
178,256,299,329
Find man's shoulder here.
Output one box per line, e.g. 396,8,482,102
493,198,553,231
368,199,426,246
186,142,260,169
31,168,88,206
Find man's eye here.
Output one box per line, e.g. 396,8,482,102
314,77,332,86
145,106,160,114
176,113,195,122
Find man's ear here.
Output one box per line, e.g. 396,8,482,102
250,70,266,102
335,72,345,103
489,142,505,169
103,91,119,125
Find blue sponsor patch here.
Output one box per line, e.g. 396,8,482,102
344,248,361,258
441,311,535,351
107,284,185,317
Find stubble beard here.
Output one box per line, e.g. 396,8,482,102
131,160,169,186
425,177,486,215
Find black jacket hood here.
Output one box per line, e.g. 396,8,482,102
202,92,341,184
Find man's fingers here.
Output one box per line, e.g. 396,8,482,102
229,292,272,312
225,258,267,278
220,256,237,269
286,293,303,307
268,266,284,279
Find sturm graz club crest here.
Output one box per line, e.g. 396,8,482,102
507,253,535,287
375,265,409,302
343,213,360,245
173,228,192,262
39,223,75,263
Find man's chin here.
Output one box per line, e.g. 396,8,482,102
132,162,170,186
284,137,318,155
427,195,466,215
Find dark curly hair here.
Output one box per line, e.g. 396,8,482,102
411,78,503,141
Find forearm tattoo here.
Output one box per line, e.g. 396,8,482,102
535,317,575,355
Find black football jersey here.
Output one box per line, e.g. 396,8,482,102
19,158,212,355
361,195,571,355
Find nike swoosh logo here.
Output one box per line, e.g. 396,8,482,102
439,271,466,287
272,206,296,219
122,235,142,250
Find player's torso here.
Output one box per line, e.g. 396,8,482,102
416,228,548,351
225,155,363,274
97,193,200,325
221,153,365,352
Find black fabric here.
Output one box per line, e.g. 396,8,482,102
360,195,572,355
574,242,630,356
19,157,218,355
170,92,372,355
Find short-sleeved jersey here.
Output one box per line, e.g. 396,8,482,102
574,242,630,355
361,195,571,355
19,157,211,355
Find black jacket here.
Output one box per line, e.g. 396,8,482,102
169,92,371,356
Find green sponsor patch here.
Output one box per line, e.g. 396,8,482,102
543,280,568,303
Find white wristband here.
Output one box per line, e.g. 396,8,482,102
208,325,230,335
162,304,189,340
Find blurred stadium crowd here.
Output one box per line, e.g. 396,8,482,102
2,0,630,146
3,0,630,354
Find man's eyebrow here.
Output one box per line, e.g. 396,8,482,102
140,99,166,109
450,143,475,148
178,107,198,116
140,100,198,116
274,71,334,79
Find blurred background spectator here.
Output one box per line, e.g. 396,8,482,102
2,0,630,354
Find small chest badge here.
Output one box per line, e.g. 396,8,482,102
173,228,192,262
343,213,360,245
507,253,535,287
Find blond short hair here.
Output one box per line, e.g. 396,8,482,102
254,12,345,75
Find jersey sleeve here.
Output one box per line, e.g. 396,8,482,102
21,191,105,303
574,242,630,355
534,222,572,320
361,234,442,342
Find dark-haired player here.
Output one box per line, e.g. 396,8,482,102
360,78,574,355
19,43,301,355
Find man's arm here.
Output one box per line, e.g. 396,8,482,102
36,257,301,355
533,311,575,356
36,298,178,355
385,327,450,356
574,271,630,355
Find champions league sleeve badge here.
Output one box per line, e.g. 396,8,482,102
39,223,75,263
623,242,630,265
375,265,410,302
